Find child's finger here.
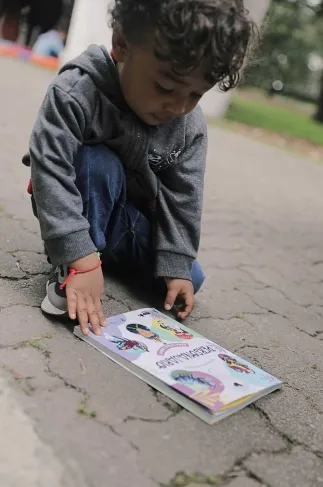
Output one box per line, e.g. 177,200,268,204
164,286,178,311
86,296,102,336
66,289,77,321
76,295,90,336
178,292,194,320
95,298,107,327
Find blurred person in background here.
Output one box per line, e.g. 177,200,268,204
32,29,67,58
31,0,73,58
25,0,63,46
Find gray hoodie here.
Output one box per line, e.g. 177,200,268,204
25,45,207,280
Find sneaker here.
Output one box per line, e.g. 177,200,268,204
41,265,69,316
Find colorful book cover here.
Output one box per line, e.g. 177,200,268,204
74,308,281,421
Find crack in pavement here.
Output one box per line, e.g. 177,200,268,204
237,288,323,340
0,271,49,282
46,363,86,395
162,445,287,487
150,387,183,414
223,452,275,487
123,387,183,424
233,344,270,354
44,356,143,456
292,324,323,339
123,413,178,424
0,304,40,312
2,344,143,456
252,404,323,461
284,384,323,416
104,292,132,311
238,266,322,310
44,353,187,460
189,312,270,325
7,249,45,256
0,275,31,282
0,335,52,353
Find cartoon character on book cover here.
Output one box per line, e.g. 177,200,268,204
126,323,164,343
218,353,277,387
109,336,149,354
171,370,226,412
218,354,255,375
149,309,199,343
101,314,153,360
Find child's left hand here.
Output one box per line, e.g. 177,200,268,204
164,278,194,320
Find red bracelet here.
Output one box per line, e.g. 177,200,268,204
60,260,102,290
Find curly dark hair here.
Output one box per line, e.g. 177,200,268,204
110,0,259,91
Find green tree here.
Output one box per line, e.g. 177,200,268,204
245,0,323,120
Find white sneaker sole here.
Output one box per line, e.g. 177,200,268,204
41,295,68,316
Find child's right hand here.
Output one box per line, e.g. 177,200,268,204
66,253,107,336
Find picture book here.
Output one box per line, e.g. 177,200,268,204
74,308,282,424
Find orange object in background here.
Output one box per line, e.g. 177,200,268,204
0,41,59,71
29,53,59,70
0,43,20,58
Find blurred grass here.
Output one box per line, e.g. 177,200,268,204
226,94,323,146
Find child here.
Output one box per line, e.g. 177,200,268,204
24,0,256,337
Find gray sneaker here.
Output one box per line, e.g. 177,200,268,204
41,265,69,316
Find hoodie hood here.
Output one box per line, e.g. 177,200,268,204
60,44,128,111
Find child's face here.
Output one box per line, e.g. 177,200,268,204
113,35,213,126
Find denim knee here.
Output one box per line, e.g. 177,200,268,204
76,144,125,186
191,260,205,294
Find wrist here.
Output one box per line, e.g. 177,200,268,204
70,252,101,271
60,254,102,290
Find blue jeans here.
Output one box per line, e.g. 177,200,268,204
74,145,205,295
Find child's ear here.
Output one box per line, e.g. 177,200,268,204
112,26,128,62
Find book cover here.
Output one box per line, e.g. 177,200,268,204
74,308,281,422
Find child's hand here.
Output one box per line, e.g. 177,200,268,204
164,278,194,320
66,253,107,336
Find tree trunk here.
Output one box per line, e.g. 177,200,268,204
314,71,323,124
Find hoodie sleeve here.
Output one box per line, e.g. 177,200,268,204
155,109,207,280
30,84,97,265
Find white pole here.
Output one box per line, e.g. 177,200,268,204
61,0,269,117
60,0,112,66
